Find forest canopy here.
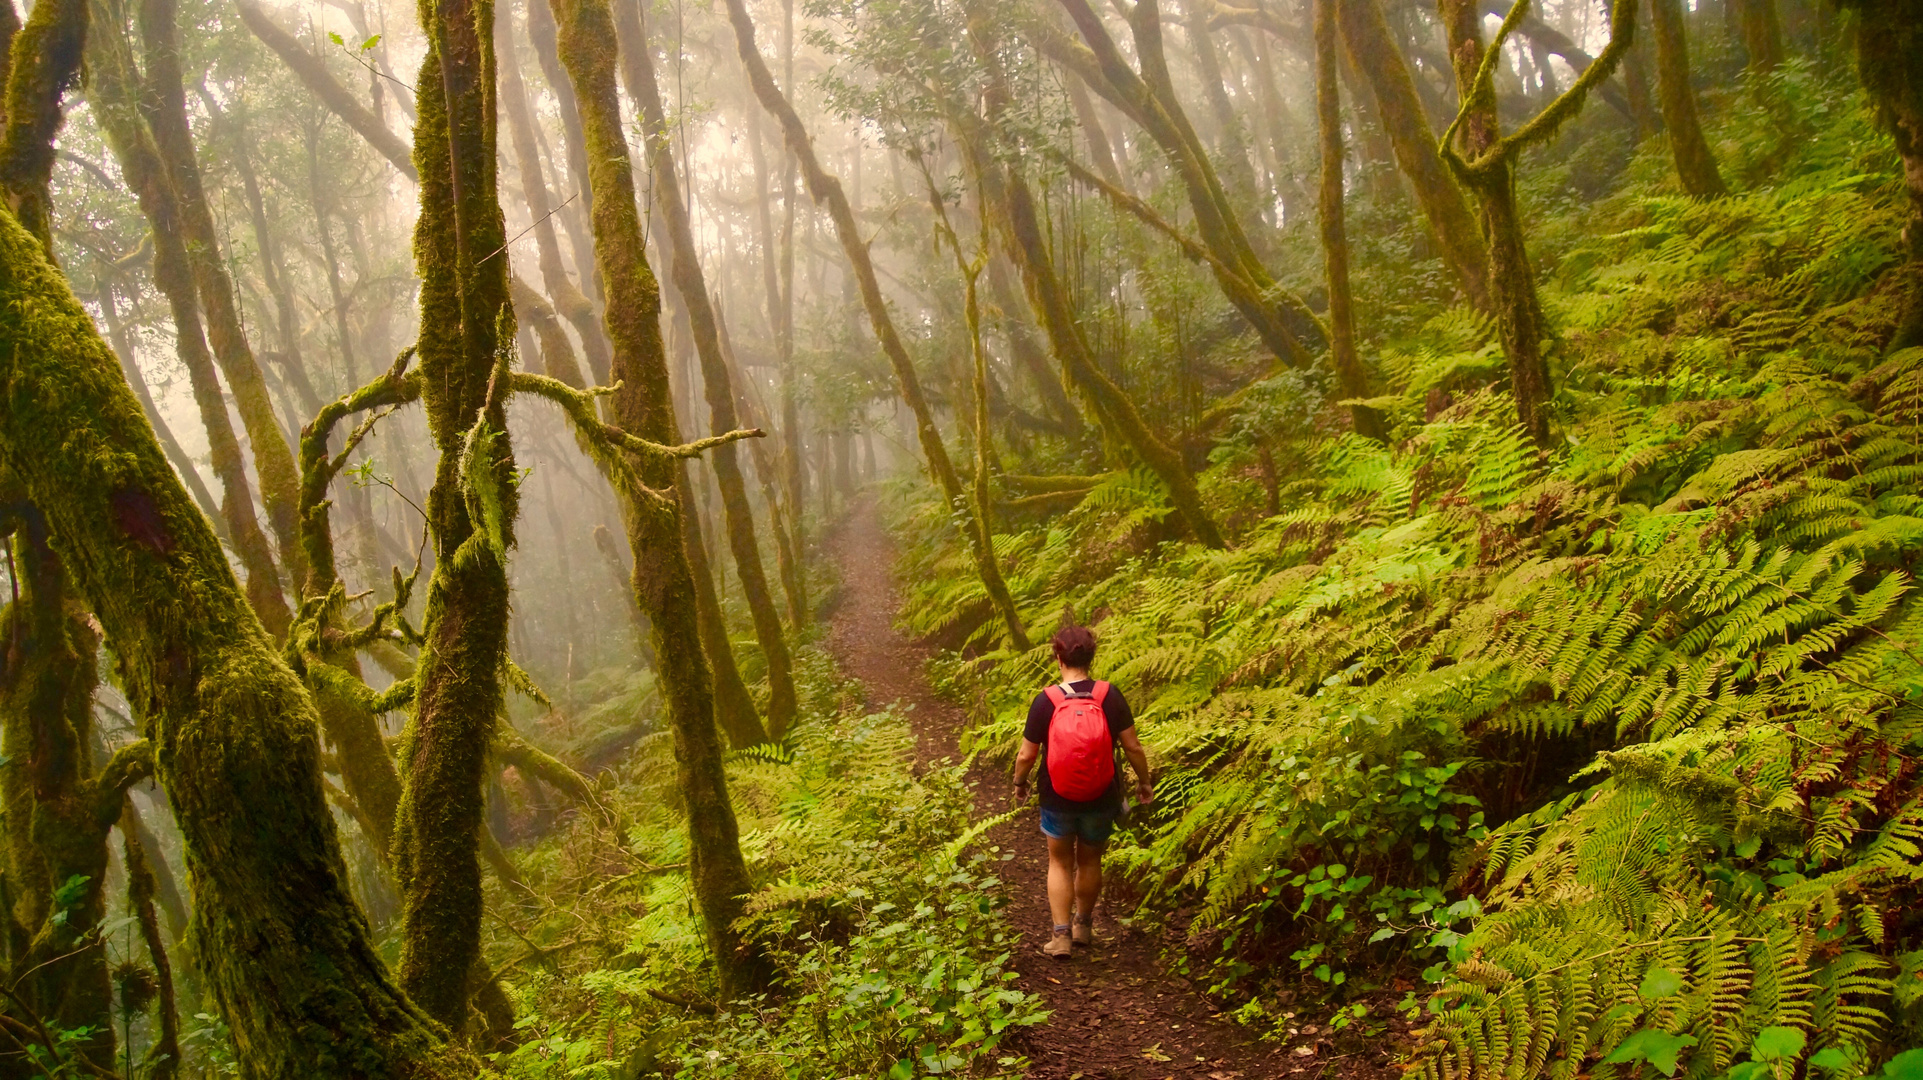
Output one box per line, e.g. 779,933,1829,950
0,0,1920,1073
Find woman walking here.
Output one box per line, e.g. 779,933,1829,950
1012,625,1154,958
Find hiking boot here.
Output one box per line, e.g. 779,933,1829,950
1072,918,1095,946
1043,931,1073,959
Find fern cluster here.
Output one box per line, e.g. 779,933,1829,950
892,69,1923,1076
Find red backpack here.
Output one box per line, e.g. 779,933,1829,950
1044,682,1115,802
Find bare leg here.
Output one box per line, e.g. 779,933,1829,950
1046,836,1077,927
1074,840,1104,920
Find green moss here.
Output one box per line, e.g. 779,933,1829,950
0,0,83,251
393,4,520,1029
0,204,473,1078
552,0,770,998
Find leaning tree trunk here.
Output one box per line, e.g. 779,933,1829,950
1335,0,1491,310
1181,0,1267,259
391,0,520,1031
120,802,180,1080
1041,0,1323,367
723,0,1034,649
615,0,800,738
0,205,474,1080
236,0,417,180
138,0,306,590
87,3,293,636
963,5,1227,549
544,0,771,998
1649,0,1728,196
1315,0,1387,442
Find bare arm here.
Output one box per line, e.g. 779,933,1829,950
1119,727,1153,803
1012,738,1041,805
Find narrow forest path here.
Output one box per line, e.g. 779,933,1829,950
823,497,1297,1080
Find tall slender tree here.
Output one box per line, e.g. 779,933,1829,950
139,0,307,587
89,1,293,635
615,0,800,737
544,0,771,995
1649,0,1728,196
1315,0,1386,441
723,0,1034,647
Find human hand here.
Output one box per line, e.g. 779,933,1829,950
1012,780,1031,807
1135,779,1154,806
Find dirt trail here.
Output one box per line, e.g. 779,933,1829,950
823,498,1293,1080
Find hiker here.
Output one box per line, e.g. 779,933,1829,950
1012,624,1153,958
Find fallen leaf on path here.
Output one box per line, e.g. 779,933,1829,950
1293,1045,1317,1057
1143,1043,1172,1062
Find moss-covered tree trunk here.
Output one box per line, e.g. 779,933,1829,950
0,0,82,244
722,0,1034,648
961,7,1226,549
0,205,473,1080
677,468,771,749
1335,0,1491,310
1315,0,1386,442
498,5,611,380
1649,0,1728,197
97,279,228,540
615,0,799,738
137,0,305,590
543,0,771,997
1042,0,1323,367
1437,0,1555,446
391,0,520,1032
86,1,293,636
525,0,608,367
0,499,143,1075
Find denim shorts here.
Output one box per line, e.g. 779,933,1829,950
1039,807,1117,846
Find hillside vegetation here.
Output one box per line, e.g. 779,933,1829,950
886,61,1923,1080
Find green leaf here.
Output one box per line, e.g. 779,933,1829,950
1602,1029,1698,1076
52,874,90,909
888,1060,914,1080
1809,1048,1855,1071
327,30,344,45
1637,966,1683,1000
359,32,381,49
1751,1027,1806,1062
1880,1049,1923,1080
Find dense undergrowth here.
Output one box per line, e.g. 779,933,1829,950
890,63,1923,1079
482,645,1045,1080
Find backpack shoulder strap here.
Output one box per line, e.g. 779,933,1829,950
1043,685,1068,707
1091,681,1111,705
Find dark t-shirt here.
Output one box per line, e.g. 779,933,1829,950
1024,680,1135,813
